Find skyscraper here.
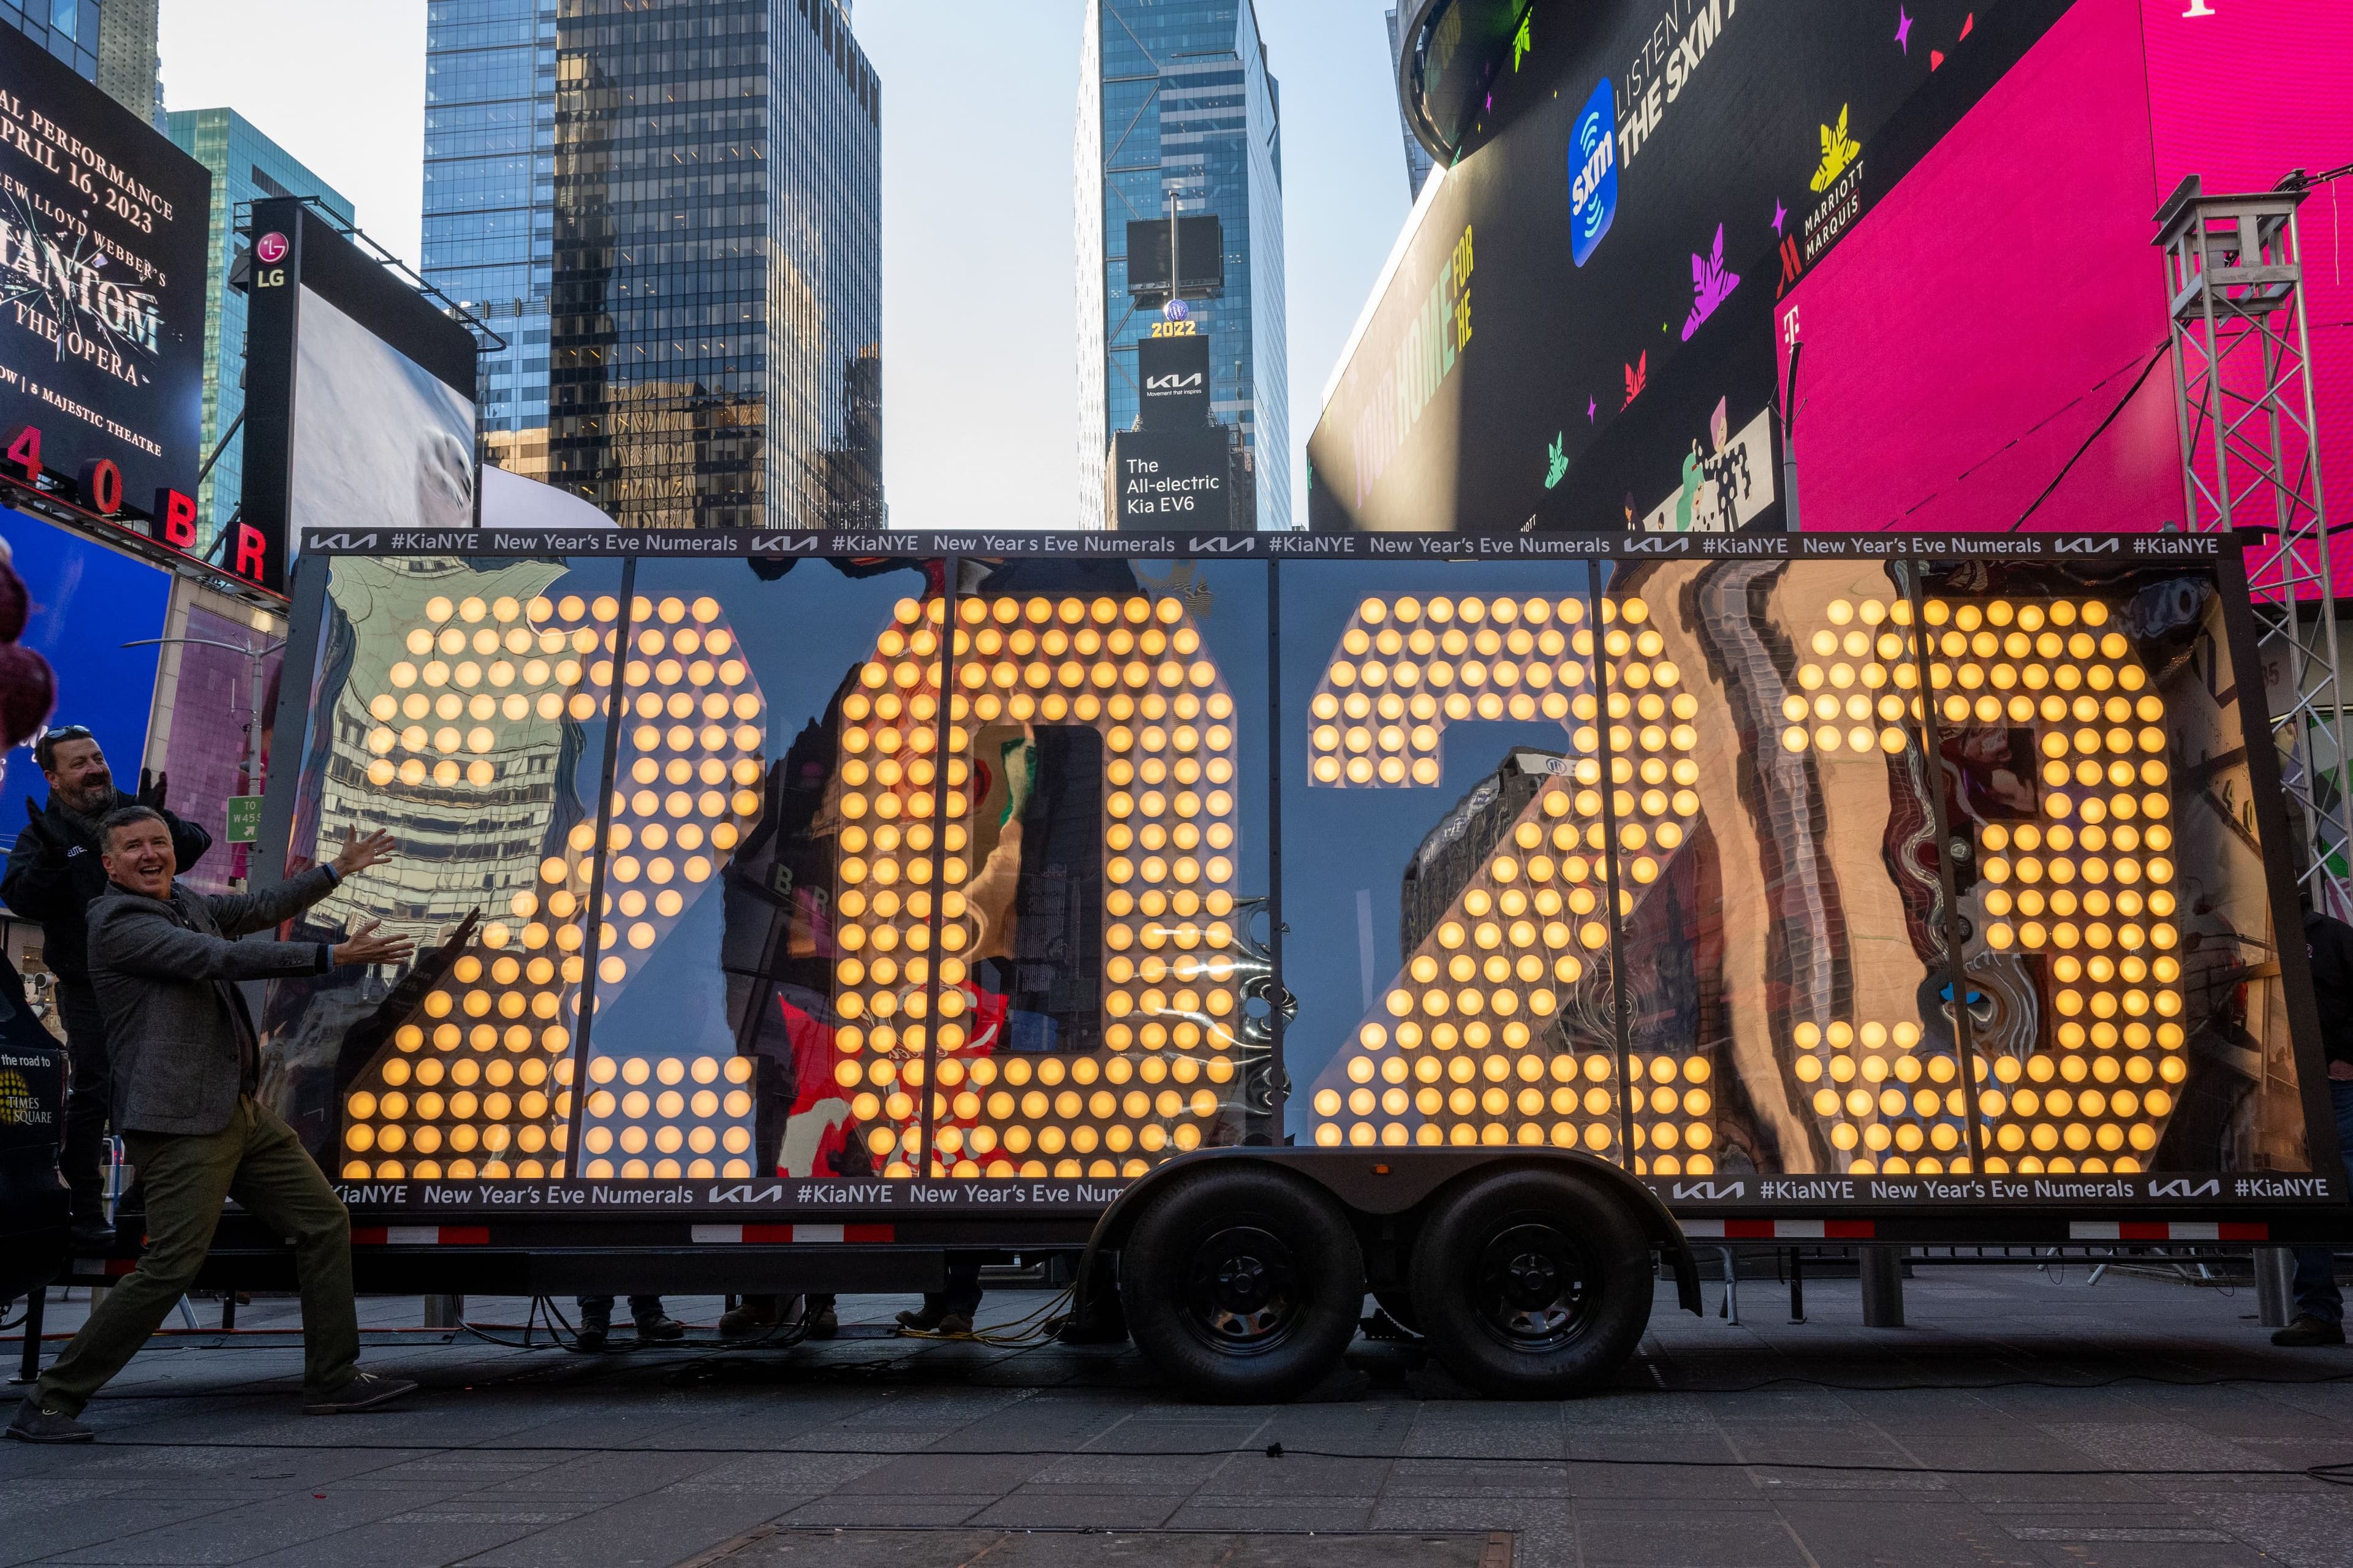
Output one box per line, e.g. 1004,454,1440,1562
2,0,99,83
421,0,556,477
545,0,882,529
165,110,355,555
1383,7,1434,201
94,0,157,124
1075,0,1287,532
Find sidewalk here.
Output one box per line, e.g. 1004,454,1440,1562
3,1265,2352,1566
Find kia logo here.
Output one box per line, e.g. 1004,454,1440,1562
256,232,289,265
1147,373,1203,391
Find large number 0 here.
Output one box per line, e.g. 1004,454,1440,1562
823,592,1248,1180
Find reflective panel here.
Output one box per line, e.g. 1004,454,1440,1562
574,555,1273,1183
260,553,627,1181
1286,556,2302,1178
1288,564,1629,1157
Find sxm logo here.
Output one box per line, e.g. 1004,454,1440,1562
1568,78,1618,268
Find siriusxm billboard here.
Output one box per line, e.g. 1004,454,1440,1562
1568,77,1616,266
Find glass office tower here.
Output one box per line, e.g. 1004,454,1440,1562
545,0,881,529
1075,0,1287,532
1383,7,1434,201
166,110,355,555
422,0,556,477
1,0,97,81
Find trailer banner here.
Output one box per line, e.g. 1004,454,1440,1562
257,540,2338,1217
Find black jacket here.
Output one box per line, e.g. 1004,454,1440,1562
1,790,213,985
2305,909,2353,1069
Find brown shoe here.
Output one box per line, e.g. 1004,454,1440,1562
2272,1315,2346,1347
719,1298,779,1338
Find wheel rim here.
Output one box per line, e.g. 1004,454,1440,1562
1183,1224,1300,1354
1470,1221,1597,1352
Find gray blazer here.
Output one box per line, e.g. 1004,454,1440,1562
86,868,341,1136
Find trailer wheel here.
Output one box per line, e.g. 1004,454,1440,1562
1409,1168,1651,1398
1119,1166,1365,1403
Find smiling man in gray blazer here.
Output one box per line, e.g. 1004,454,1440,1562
9,808,417,1443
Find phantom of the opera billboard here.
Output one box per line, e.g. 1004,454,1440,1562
0,26,207,528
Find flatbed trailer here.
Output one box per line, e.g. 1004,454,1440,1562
18,528,2352,1399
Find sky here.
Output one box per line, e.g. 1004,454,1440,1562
154,0,1416,531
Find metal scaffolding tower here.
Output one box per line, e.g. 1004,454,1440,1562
2156,175,2352,915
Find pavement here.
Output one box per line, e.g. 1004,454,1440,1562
4,1263,2353,1567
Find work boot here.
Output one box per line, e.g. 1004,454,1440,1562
936,1312,974,1336
6,1395,91,1444
575,1304,611,1352
808,1305,838,1339
303,1371,418,1415
895,1303,944,1333
2272,1315,2346,1347
719,1297,779,1338
67,1220,115,1253
634,1311,686,1343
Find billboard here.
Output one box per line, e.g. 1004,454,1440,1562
238,198,478,595
1137,331,1210,430
1124,216,1224,300
1107,427,1232,531
0,26,209,551
1312,0,2295,540
0,513,169,871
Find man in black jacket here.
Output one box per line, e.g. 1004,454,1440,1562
0,727,211,1248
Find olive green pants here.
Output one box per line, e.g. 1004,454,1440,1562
38,1095,358,1414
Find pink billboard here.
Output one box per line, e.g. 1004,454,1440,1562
1777,0,2353,581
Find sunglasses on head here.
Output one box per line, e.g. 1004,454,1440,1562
33,725,96,767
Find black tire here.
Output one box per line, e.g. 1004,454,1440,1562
1118,1165,1366,1403
1408,1167,1653,1398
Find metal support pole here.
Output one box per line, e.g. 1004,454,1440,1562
1581,564,1637,1165
1716,1248,1739,1325
563,557,638,1175
423,1295,464,1330
1860,1246,1905,1327
2254,1246,2295,1328
915,556,962,1176
1901,563,1989,1168
11,1286,42,1384
1787,1250,1806,1324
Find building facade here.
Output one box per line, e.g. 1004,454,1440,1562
1,0,97,83
422,0,557,476
165,110,355,556
531,0,881,529
1075,0,1287,532
95,0,157,123
1382,7,1434,201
